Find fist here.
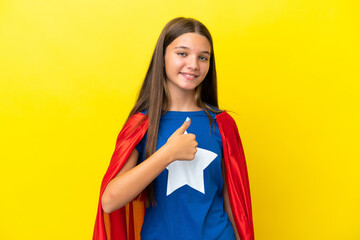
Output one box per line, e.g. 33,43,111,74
166,117,198,161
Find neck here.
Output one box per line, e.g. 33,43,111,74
167,86,202,112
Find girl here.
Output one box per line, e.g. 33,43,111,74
93,17,254,240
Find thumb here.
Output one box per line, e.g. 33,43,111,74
173,117,191,135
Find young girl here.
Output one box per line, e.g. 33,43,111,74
93,17,254,240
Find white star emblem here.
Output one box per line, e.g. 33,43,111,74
166,131,217,196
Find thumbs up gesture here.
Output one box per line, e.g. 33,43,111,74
165,117,198,162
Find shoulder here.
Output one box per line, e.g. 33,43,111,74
205,104,223,120
127,112,147,123
120,112,148,135
215,111,235,124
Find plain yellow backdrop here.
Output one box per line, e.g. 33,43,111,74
1,0,359,239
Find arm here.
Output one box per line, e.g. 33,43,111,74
222,159,241,240
102,144,172,213
101,118,197,213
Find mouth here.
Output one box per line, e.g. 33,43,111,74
180,72,199,80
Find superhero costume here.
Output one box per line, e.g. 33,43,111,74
136,110,234,239
93,111,254,240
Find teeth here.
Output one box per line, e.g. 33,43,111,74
182,73,196,78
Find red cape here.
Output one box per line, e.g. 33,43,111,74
93,111,254,240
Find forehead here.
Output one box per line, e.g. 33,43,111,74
168,33,211,52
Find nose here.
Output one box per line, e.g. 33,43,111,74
186,55,199,71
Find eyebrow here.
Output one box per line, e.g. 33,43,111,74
174,46,210,55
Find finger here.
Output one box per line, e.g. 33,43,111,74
173,117,191,135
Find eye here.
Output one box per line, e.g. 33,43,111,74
177,52,187,57
199,56,208,61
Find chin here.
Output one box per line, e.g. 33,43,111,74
167,78,200,92
179,84,198,91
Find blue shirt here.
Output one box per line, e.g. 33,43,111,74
136,110,235,240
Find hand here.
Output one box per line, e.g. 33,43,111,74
165,117,198,162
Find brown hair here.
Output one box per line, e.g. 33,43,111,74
128,17,221,205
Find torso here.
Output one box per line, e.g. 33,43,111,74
136,110,235,240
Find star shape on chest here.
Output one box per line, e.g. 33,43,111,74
165,131,218,196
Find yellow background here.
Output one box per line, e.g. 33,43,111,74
1,0,359,239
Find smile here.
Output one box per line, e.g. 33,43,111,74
180,72,198,80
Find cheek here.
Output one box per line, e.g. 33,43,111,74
166,57,182,74
201,63,210,76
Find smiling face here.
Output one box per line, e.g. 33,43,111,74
164,32,211,94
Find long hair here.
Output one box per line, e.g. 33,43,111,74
128,17,220,205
